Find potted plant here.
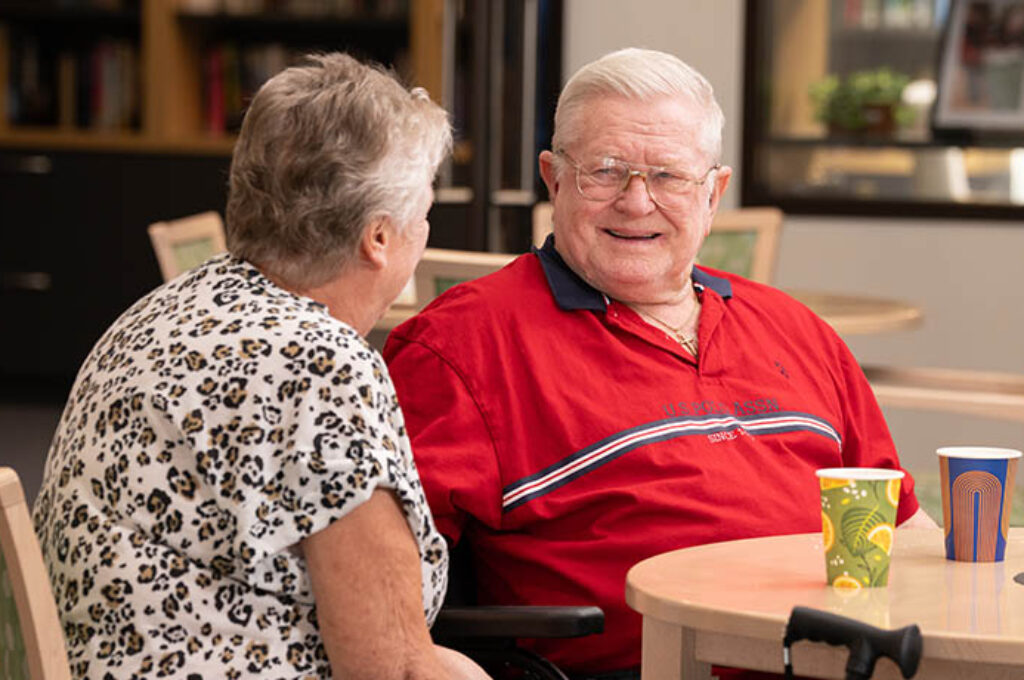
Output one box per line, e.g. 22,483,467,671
809,68,913,136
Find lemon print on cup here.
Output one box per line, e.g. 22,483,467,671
867,523,895,556
821,477,851,490
886,478,901,508
816,468,904,588
822,511,835,552
831,574,863,590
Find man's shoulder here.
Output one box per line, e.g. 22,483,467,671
697,265,838,338
698,266,813,310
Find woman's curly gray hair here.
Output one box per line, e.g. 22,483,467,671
226,52,452,289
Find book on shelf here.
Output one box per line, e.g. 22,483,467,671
6,34,140,131
88,40,139,130
180,0,408,18
8,34,57,126
222,43,244,132
57,51,76,128
202,41,299,134
204,45,225,135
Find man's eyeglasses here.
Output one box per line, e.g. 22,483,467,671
555,150,720,210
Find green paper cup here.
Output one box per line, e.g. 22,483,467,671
817,467,904,589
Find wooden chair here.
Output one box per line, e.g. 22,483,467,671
0,467,72,680
377,248,517,331
698,207,783,284
147,211,227,281
530,203,784,284
532,201,554,248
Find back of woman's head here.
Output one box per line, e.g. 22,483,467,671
226,53,452,289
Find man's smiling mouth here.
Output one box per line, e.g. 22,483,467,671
606,229,660,240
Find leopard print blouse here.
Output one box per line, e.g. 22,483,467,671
32,254,448,680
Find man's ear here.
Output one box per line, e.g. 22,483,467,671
538,150,561,201
708,165,733,214
704,166,733,237
360,215,391,270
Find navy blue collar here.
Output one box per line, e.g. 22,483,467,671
533,233,733,311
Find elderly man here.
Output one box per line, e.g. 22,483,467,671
384,48,934,679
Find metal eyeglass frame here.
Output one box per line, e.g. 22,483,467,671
555,149,720,209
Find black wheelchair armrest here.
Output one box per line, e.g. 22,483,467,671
432,605,605,639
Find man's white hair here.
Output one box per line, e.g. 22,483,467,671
552,47,724,161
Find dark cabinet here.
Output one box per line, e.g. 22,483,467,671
0,149,230,390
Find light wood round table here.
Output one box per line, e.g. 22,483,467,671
626,529,1024,679
787,290,923,336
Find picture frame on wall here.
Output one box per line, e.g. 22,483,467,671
934,0,1024,131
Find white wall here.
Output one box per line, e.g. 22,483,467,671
563,0,1024,473
563,0,744,207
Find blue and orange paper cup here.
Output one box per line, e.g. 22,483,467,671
938,447,1021,562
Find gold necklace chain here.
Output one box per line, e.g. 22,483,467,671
634,293,702,356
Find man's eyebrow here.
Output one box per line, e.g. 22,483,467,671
583,149,700,169
614,157,699,171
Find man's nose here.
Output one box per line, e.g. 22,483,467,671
616,171,658,212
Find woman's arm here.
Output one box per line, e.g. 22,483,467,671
303,489,487,679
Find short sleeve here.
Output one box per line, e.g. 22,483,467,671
181,330,444,609
834,342,920,524
384,333,505,543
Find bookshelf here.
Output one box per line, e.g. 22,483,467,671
0,0,442,155
0,0,564,391
0,0,448,392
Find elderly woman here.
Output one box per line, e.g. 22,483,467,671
33,53,485,680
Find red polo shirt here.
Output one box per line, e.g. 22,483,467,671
384,237,918,675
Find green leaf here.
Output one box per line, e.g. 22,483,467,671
807,67,912,132
839,505,887,556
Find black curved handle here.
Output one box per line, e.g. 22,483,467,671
784,606,922,680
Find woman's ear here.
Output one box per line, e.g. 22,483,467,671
360,215,392,270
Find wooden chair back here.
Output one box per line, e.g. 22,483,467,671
531,202,554,248
147,211,227,281
377,248,517,330
0,467,71,680
531,203,783,284
698,207,783,284
413,248,516,302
